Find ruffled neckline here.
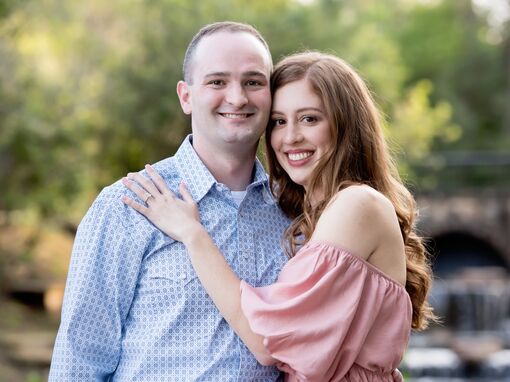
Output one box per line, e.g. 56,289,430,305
299,241,408,290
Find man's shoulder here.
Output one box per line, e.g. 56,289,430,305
86,156,179,223
149,156,179,182
101,156,178,196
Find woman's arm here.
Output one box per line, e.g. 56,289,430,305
122,165,276,365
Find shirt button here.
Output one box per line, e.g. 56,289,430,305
179,272,187,280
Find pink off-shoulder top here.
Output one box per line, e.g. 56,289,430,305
240,242,412,382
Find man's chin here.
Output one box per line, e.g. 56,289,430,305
220,129,263,144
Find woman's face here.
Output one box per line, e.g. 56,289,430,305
270,78,332,193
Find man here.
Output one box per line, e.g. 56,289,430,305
49,21,290,381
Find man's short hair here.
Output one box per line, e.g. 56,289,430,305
183,21,273,84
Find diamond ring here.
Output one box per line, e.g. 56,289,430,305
144,193,154,204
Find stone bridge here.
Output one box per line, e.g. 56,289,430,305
416,190,510,275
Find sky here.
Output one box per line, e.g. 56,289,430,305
472,0,510,27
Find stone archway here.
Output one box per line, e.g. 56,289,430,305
416,191,510,266
429,231,509,278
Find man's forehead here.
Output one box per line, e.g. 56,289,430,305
197,31,266,50
193,32,271,66
202,70,268,78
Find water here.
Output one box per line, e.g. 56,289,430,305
401,268,510,380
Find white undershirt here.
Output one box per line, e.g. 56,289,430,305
231,190,247,207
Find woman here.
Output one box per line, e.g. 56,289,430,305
122,52,435,381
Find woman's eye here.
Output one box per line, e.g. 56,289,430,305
301,116,317,123
272,118,286,126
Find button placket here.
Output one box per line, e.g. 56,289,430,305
237,207,257,284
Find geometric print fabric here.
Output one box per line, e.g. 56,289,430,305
49,135,291,381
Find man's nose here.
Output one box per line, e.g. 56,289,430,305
225,83,248,107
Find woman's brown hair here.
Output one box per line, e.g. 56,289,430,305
265,52,435,330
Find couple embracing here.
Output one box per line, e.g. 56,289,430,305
50,21,434,382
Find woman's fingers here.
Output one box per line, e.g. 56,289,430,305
122,177,153,204
121,195,149,216
145,164,172,196
179,182,199,222
179,182,194,204
127,171,160,197
122,175,201,242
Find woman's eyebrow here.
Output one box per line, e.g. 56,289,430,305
271,107,323,114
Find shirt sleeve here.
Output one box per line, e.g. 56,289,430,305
49,186,148,381
239,242,405,381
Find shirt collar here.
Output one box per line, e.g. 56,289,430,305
173,135,275,205
251,156,277,205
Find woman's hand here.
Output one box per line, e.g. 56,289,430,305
121,164,203,244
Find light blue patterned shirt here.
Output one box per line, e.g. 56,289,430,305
49,136,291,381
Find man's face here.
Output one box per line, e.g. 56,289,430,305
177,32,272,153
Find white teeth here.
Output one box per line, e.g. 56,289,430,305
288,152,312,161
222,113,249,119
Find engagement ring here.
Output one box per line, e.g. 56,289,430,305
144,193,154,204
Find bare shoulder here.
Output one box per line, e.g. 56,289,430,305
328,184,395,214
311,185,401,261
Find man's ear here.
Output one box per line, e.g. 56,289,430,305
177,81,192,115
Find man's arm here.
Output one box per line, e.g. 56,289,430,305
49,187,145,381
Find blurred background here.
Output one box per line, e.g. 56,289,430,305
0,0,509,381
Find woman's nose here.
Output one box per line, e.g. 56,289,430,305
283,123,303,144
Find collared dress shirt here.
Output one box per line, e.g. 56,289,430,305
49,136,291,381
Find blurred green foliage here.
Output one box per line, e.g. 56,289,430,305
0,0,508,227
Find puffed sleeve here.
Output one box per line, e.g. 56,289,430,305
240,242,410,381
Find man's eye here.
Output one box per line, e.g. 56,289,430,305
246,80,261,86
209,80,224,86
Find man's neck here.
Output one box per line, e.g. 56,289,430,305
192,138,257,191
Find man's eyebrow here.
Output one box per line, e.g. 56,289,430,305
204,72,230,79
202,71,268,80
243,71,267,78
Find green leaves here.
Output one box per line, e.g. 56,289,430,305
0,0,507,222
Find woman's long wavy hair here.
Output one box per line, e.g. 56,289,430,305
265,52,435,330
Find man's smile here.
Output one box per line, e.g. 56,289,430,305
219,112,254,119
